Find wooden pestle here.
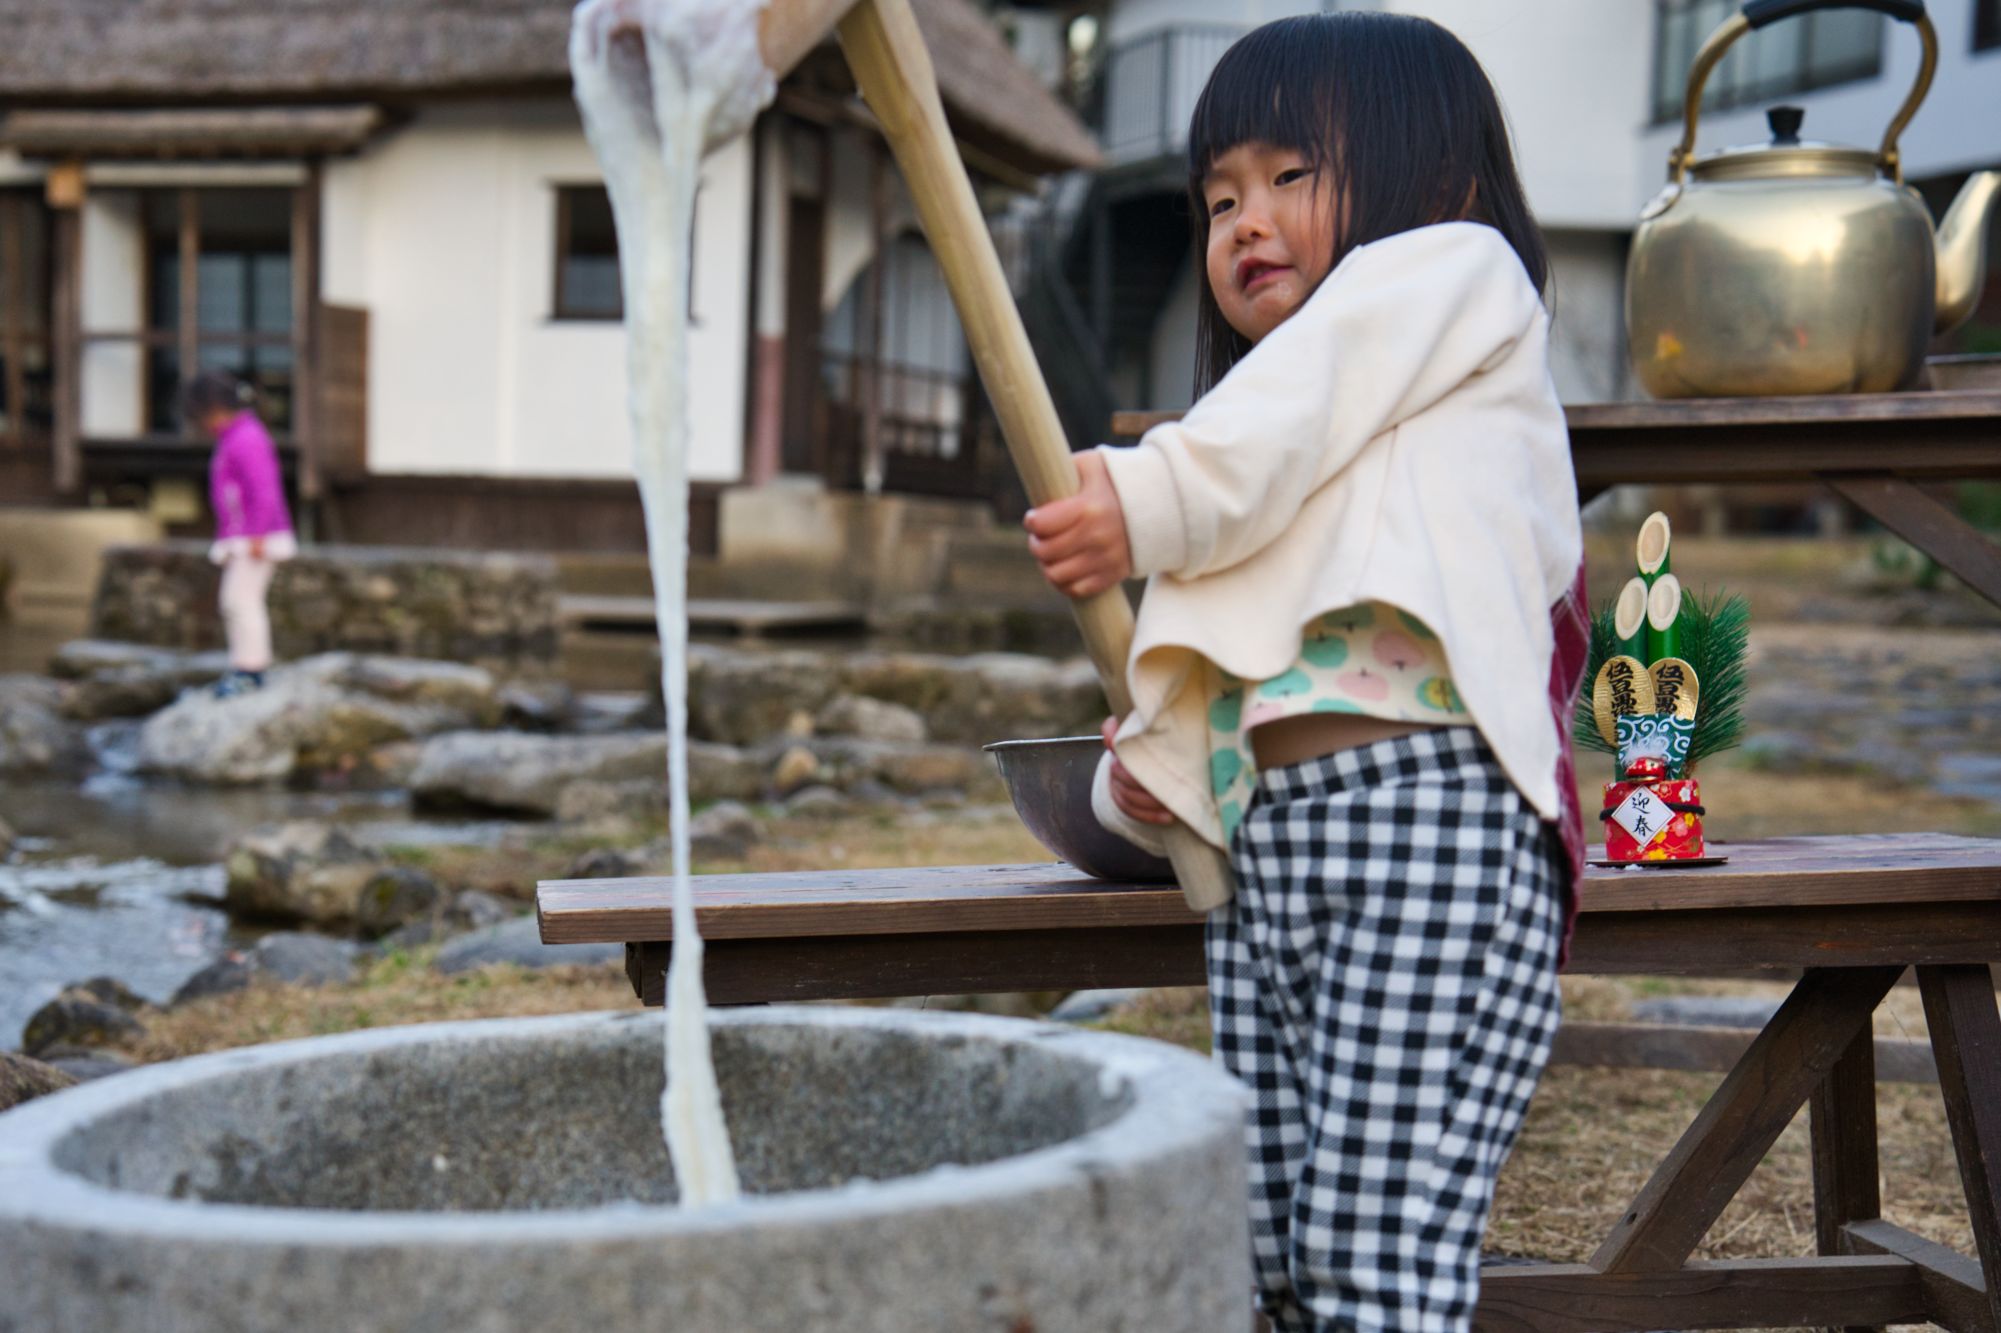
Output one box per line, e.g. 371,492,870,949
834,0,1234,910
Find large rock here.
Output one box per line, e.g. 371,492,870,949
51,640,229,720
247,933,360,987
840,651,1105,745
778,737,1001,800
432,915,622,974
816,694,927,743
682,645,1105,748
0,675,84,774
22,980,147,1058
136,654,499,785
0,1052,77,1112
223,822,387,925
412,730,760,817
170,933,362,1004
352,865,448,939
685,647,843,746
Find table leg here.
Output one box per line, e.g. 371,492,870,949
1917,964,2001,1330
1590,966,1904,1275
1822,473,2001,611
1811,1018,1886,1333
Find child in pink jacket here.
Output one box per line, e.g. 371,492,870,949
182,371,295,697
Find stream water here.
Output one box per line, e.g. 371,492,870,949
0,723,524,1048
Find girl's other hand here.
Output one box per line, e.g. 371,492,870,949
1023,451,1132,599
1102,715,1174,826
248,536,266,560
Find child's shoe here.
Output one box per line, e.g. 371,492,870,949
212,669,267,700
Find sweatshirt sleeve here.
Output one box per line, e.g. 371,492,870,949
1097,223,1542,579
1089,749,1170,858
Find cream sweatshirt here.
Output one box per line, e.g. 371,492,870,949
1091,221,1582,885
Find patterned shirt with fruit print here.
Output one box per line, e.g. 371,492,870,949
1206,601,1469,843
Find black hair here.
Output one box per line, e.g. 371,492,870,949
179,369,255,426
1185,13,1550,395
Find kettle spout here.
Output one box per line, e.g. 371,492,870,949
1936,170,2001,335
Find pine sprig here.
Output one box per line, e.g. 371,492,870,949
1574,602,1621,756
1680,587,1750,769
1571,585,1751,771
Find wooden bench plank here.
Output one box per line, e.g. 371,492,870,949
537,836,2001,946
1472,1255,1925,1332
1845,1219,1995,1333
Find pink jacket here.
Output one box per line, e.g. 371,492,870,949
209,412,292,541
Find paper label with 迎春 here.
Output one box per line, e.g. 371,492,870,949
1609,784,1671,850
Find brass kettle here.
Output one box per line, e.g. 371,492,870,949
1627,0,2000,399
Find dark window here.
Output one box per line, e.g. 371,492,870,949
1652,0,1883,122
145,189,295,434
553,185,622,320
1978,0,2000,52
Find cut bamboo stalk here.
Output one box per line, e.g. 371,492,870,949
1637,510,1672,584
1648,572,1684,664
836,0,1233,910
1614,576,1649,659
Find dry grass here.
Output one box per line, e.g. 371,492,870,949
120,951,638,1063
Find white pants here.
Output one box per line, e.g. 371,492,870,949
218,555,277,672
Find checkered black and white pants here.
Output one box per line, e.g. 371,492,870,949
1209,726,1565,1333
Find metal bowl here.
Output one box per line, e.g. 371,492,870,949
984,737,1176,883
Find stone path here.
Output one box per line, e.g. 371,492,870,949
1737,624,2001,807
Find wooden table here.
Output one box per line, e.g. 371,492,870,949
540,833,2001,1331
1114,390,2001,611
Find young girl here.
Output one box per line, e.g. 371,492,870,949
183,370,296,698
1026,15,1588,1331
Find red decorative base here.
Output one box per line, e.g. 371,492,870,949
1602,777,1705,861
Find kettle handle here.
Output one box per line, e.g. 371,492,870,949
1669,0,1939,185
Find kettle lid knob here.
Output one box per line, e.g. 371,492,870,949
1768,105,1806,144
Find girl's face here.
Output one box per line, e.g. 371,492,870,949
1201,142,1341,344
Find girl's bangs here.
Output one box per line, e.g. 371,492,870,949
1185,36,1339,183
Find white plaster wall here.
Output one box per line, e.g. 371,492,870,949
1384,1,1654,229
1545,229,1631,403
321,99,754,484
79,190,146,438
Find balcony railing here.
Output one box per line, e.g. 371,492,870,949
1088,25,1247,168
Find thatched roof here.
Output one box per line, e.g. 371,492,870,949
1,107,386,158
0,0,1098,173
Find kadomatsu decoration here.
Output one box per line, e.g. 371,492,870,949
1576,512,1749,863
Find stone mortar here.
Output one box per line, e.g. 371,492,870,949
0,1006,1250,1332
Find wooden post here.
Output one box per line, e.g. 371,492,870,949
292,162,324,510
177,189,200,423
1810,1022,1887,1333
1917,963,2001,1328
47,162,83,495
2,197,26,452
836,0,1233,909
861,139,889,493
